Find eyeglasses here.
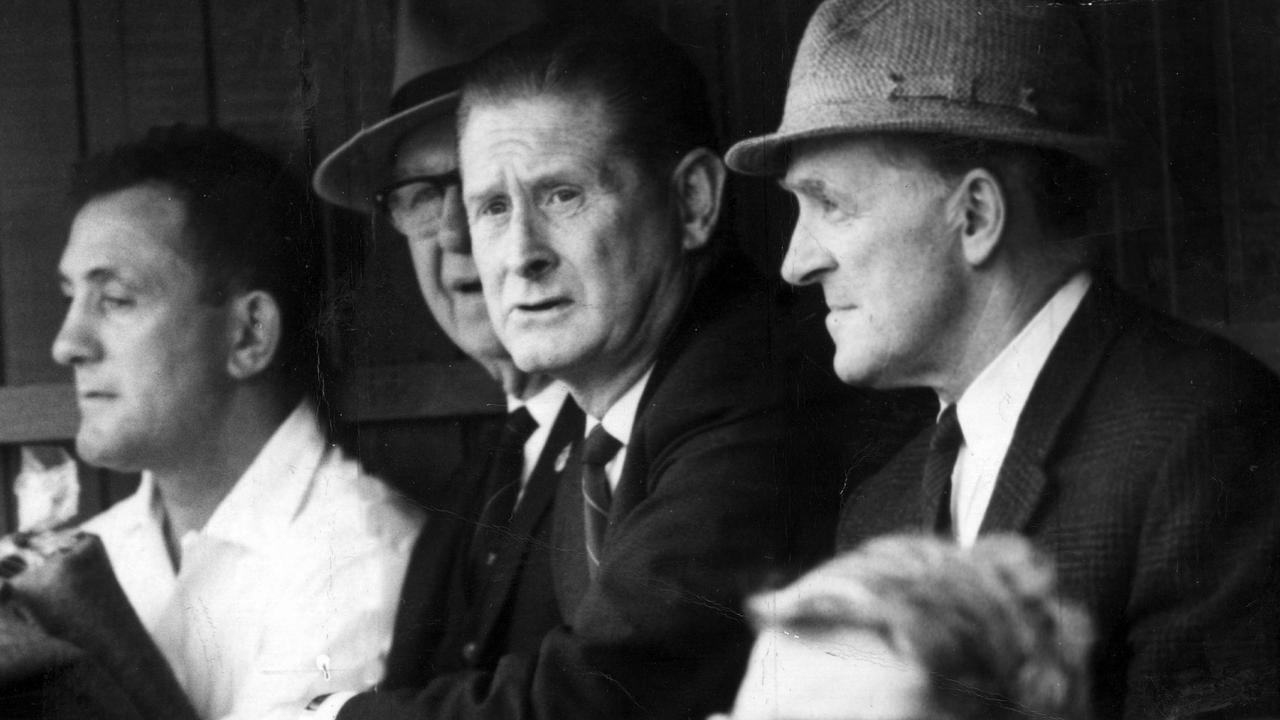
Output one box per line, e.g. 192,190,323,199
372,170,462,237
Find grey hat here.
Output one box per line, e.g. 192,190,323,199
312,0,542,213
726,0,1119,176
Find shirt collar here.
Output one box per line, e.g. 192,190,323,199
198,399,326,549
508,381,570,429
585,366,655,448
110,470,167,532
952,272,1092,454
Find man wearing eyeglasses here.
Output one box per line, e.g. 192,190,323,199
309,0,583,710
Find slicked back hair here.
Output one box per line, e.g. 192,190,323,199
458,14,718,180
70,124,324,396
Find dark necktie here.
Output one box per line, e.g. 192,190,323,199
921,404,964,535
479,407,539,530
581,424,622,578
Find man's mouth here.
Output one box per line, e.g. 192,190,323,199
515,298,570,313
452,279,483,295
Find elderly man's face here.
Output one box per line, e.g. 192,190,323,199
461,94,690,395
52,184,236,472
780,136,965,390
717,627,934,720
389,118,507,363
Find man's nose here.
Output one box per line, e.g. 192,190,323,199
437,186,470,254
507,209,557,280
780,221,834,287
51,300,102,367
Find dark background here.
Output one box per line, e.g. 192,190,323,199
0,0,1276,531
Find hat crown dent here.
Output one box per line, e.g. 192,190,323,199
726,0,1117,175
787,0,1099,125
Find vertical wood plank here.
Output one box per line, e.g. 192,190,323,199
1158,0,1227,324
77,0,131,151
0,2,81,386
207,1,307,161
77,0,210,146
1217,1,1280,323
1094,2,1172,311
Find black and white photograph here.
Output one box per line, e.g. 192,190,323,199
0,1,1278,718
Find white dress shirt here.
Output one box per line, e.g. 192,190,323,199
509,381,572,500
948,272,1092,545
584,367,654,492
84,401,424,720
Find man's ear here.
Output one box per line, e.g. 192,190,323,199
226,290,282,381
947,167,1006,267
670,147,726,252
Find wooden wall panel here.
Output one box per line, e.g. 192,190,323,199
115,0,210,130
1218,2,1280,324
77,1,133,151
208,1,307,159
0,2,80,386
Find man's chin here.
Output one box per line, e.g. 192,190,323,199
508,345,578,379
74,433,141,473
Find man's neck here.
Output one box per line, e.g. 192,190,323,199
150,392,297,562
567,354,657,420
488,359,553,402
933,268,1078,405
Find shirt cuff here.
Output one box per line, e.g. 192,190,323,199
303,691,357,720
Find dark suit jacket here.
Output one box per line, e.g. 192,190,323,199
838,280,1280,720
341,256,850,719
380,395,583,689
0,605,144,720
1,534,200,720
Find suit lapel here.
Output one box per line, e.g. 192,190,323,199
979,280,1128,534
471,397,584,650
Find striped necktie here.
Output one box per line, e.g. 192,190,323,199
921,404,963,535
581,424,622,578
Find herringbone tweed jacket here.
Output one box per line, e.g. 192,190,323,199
838,279,1280,720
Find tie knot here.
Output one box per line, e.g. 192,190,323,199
930,405,964,455
583,424,623,467
500,407,539,449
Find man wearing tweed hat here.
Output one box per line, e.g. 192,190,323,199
727,1,1280,718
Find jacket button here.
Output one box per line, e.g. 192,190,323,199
461,641,479,664
485,551,497,566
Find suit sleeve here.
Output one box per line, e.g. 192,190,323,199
1122,393,1280,719
337,403,816,720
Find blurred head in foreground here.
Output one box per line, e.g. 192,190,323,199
715,533,1093,720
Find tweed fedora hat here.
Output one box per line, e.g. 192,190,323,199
312,0,542,213
726,0,1119,176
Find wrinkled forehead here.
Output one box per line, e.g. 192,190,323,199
459,88,620,148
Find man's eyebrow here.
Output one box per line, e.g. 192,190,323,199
779,177,825,196
59,267,134,288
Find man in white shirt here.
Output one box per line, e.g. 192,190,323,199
725,0,1280,717
52,125,424,720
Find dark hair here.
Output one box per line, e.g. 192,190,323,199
876,134,1105,242
458,13,718,174
70,124,324,395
